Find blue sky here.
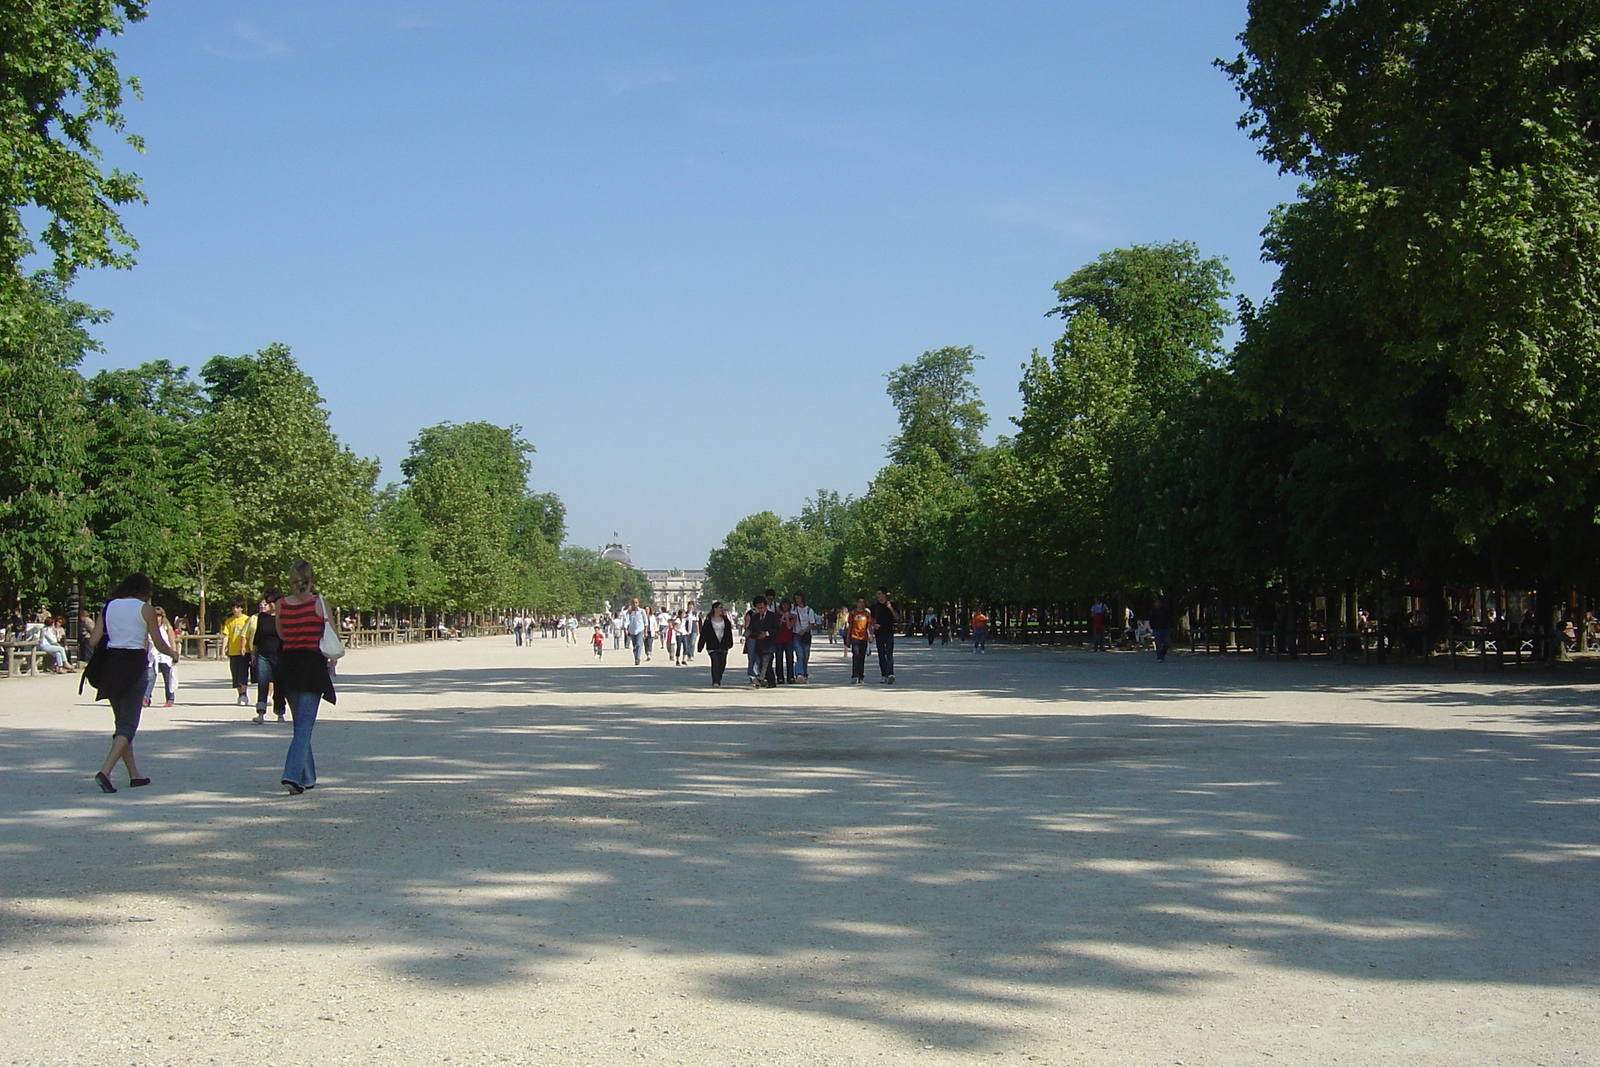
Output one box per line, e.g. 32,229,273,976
72,0,1293,570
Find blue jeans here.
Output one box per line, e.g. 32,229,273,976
281,689,320,788
613,631,622,649
876,632,895,678
143,661,176,703
515,629,523,646
1153,629,1171,662
255,652,286,715
794,633,813,677
627,631,644,664
973,626,987,651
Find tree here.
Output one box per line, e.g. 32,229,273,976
884,346,988,475
706,511,807,603
1049,241,1233,417
0,0,147,287
197,344,379,612
400,421,533,526
81,359,203,591
1223,0,1600,595
0,278,96,605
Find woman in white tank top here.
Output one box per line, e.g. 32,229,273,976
84,573,179,793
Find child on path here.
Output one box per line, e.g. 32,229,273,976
592,626,604,658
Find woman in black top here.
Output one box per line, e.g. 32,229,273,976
696,602,735,686
250,589,286,723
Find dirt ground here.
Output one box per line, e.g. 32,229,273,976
1,634,1596,1066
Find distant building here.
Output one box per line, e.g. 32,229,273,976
598,535,632,568
643,568,707,613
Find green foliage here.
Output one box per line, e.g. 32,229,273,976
558,546,652,614
1225,0,1600,592
0,1,147,286
0,277,94,602
81,359,203,590
885,346,988,474
196,344,380,607
1049,241,1233,416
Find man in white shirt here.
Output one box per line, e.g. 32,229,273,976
621,599,651,664
791,592,820,682
680,603,699,663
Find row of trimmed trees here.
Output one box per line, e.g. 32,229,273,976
707,0,1600,637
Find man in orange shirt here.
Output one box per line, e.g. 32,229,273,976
971,610,989,653
846,596,874,684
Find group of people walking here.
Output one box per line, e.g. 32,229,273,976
611,588,906,688
84,562,337,796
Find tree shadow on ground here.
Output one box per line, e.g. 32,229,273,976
2,644,1597,1051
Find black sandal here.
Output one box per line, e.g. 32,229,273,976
94,772,116,793
129,777,151,788
281,780,304,795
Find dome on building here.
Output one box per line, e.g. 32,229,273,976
598,536,632,567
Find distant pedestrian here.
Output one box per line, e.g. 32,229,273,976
1149,598,1175,663
971,609,989,653
791,592,818,683
85,573,179,793
925,609,939,645
871,587,900,684
698,601,735,686
592,626,604,657
247,589,287,723
275,560,338,795
746,596,779,688
222,599,252,705
680,603,699,664
621,598,651,664
142,607,179,707
1090,597,1110,652
846,597,873,684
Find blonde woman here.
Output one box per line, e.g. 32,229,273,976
85,573,179,793
275,561,336,794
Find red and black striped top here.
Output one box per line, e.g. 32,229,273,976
277,596,324,651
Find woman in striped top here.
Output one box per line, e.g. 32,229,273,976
276,560,336,794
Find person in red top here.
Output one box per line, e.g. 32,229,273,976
971,610,989,653
275,560,336,795
592,626,604,658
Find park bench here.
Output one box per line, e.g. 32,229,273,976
1,636,50,677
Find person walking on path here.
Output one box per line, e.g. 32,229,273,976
246,589,287,723
679,604,699,665
971,609,989,652
1090,597,1110,652
746,596,780,688
871,587,900,684
775,600,796,684
275,561,337,795
697,601,735,686
592,626,604,658
85,573,179,793
791,592,818,683
222,599,253,705
142,607,179,707
846,597,873,684
1149,598,1175,663
621,598,651,664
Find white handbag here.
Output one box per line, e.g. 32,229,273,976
318,597,346,660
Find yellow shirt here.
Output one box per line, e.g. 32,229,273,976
222,613,251,656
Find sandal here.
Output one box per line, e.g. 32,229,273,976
282,780,305,795
94,772,116,793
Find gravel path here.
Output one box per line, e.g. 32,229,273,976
1,636,1596,1065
